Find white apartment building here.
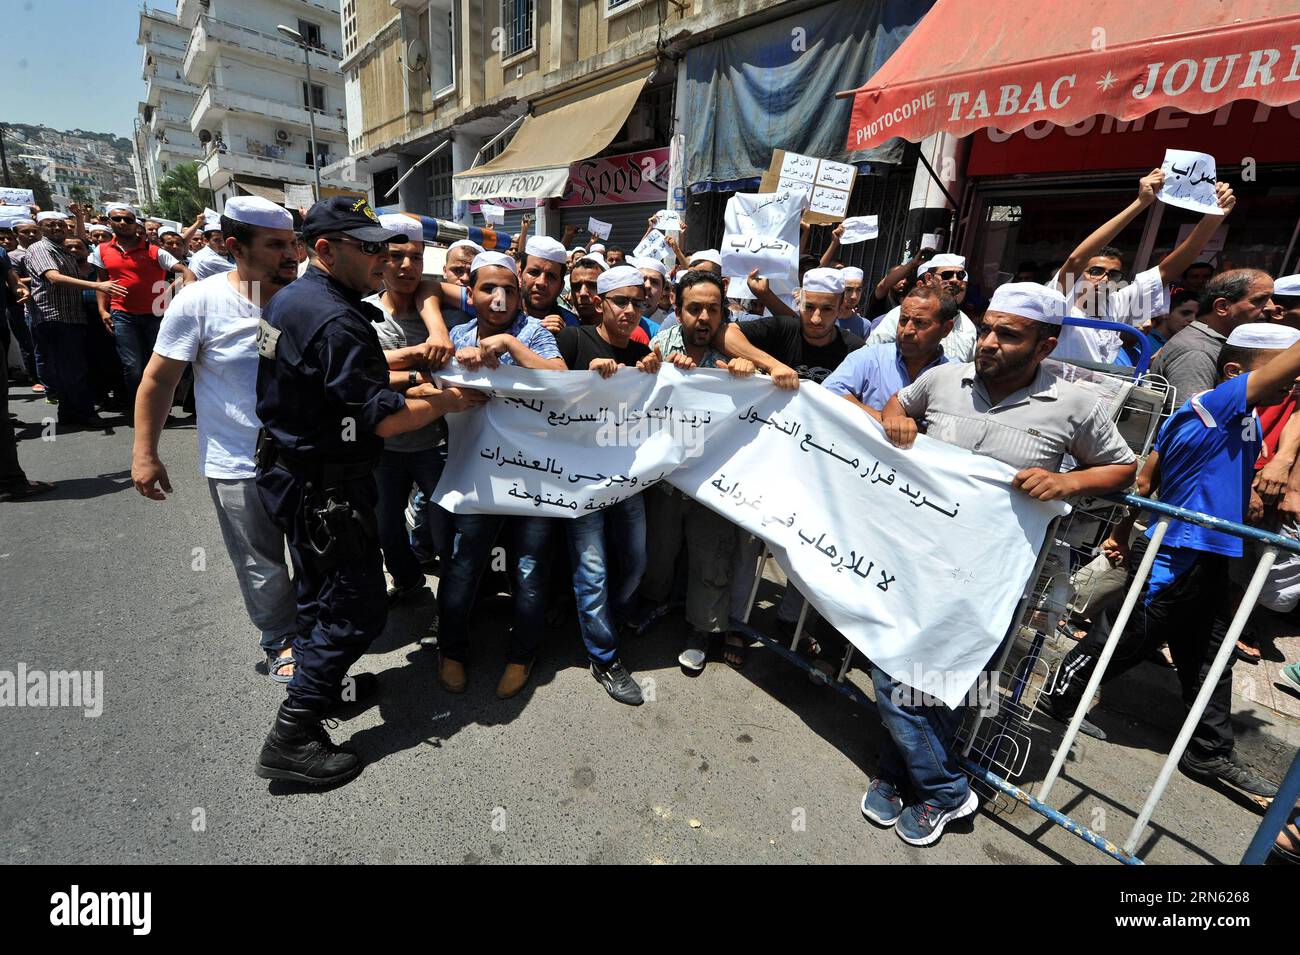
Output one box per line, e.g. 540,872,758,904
138,0,364,210
136,7,203,205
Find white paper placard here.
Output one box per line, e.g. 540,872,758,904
652,210,681,233
815,160,855,191
482,203,506,225
720,234,798,279
809,186,850,218
588,216,612,240
779,151,818,184
921,232,942,252
283,184,315,209
839,215,879,244
633,227,674,268
1158,148,1223,216
0,187,35,207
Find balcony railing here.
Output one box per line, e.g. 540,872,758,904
183,14,342,83
202,147,362,189
189,84,345,136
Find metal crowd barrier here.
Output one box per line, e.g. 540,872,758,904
731,490,1300,865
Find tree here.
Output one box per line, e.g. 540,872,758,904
68,184,93,206
5,162,54,211
156,162,207,223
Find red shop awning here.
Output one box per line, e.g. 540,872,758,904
842,0,1300,151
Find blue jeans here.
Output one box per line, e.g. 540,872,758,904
31,321,94,422
375,447,449,589
871,666,970,808
437,514,553,664
565,494,647,665
112,310,161,415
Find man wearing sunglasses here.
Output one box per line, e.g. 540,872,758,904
1050,168,1236,366
90,203,195,423
867,253,978,361
554,264,662,705
252,196,480,786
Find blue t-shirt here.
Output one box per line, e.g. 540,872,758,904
821,342,947,411
449,313,560,366
459,285,576,326
837,314,869,339
1145,373,1257,557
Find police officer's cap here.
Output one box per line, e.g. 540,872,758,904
301,195,405,243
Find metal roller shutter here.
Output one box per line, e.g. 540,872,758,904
558,202,661,253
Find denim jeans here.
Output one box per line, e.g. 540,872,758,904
32,321,94,422
112,310,161,416
437,514,553,664
208,477,297,652
6,304,38,382
565,494,647,665
871,665,970,808
375,447,449,590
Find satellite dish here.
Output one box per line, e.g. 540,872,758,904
406,38,427,72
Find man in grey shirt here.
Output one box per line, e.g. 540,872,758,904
864,282,1137,849
1151,269,1278,410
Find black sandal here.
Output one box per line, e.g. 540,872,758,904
722,632,749,670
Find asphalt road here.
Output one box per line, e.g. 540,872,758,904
0,385,1275,864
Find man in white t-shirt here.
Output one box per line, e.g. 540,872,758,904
130,196,300,682
1049,168,1236,366
188,211,237,280
867,254,978,361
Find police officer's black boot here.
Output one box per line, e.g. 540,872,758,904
255,702,362,785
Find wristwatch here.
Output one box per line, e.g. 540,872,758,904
408,371,419,388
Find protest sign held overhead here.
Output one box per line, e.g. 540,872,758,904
760,149,857,224
282,184,315,210
838,215,879,244
719,235,798,279
481,203,507,225
587,216,612,240
651,210,681,233
633,227,674,269
0,187,35,207
1157,149,1223,216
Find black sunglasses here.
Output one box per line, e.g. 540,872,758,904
109,215,136,223
1085,265,1126,282
936,269,968,281
327,234,388,255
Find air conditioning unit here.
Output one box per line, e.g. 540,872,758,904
276,129,291,143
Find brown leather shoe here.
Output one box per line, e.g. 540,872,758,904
495,661,533,699
438,657,467,694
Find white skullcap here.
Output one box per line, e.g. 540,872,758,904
104,202,134,215
588,243,606,254
378,213,423,244
1226,323,1300,350
570,246,587,255
36,211,68,222
524,235,567,264
597,265,643,295
12,217,35,227
840,266,864,282
1274,275,1300,298
224,196,294,232
87,222,112,233
0,218,13,230
631,256,668,277
157,226,180,237
689,249,722,267
574,253,608,272
802,267,845,295
470,250,518,279
448,239,484,254
987,282,1069,325
917,253,966,276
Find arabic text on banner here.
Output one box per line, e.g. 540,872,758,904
432,363,1066,707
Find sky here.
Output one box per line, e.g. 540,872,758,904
1,1,172,140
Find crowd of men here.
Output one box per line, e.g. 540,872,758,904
2,170,1298,858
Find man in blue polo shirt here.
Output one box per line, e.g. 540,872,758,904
823,286,956,414
1044,322,1300,800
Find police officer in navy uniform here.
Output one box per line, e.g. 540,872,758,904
253,196,486,785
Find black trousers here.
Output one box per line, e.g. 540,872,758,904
1050,535,1236,759
256,464,387,716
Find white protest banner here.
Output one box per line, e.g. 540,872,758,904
283,183,315,210
809,186,850,218
0,187,34,207
434,363,1065,707
651,210,681,233
633,228,674,269
1158,149,1223,216
155,217,182,233
482,203,506,226
720,234,798,279
0,204,30,220
839,215,879,244
587,216,612,240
